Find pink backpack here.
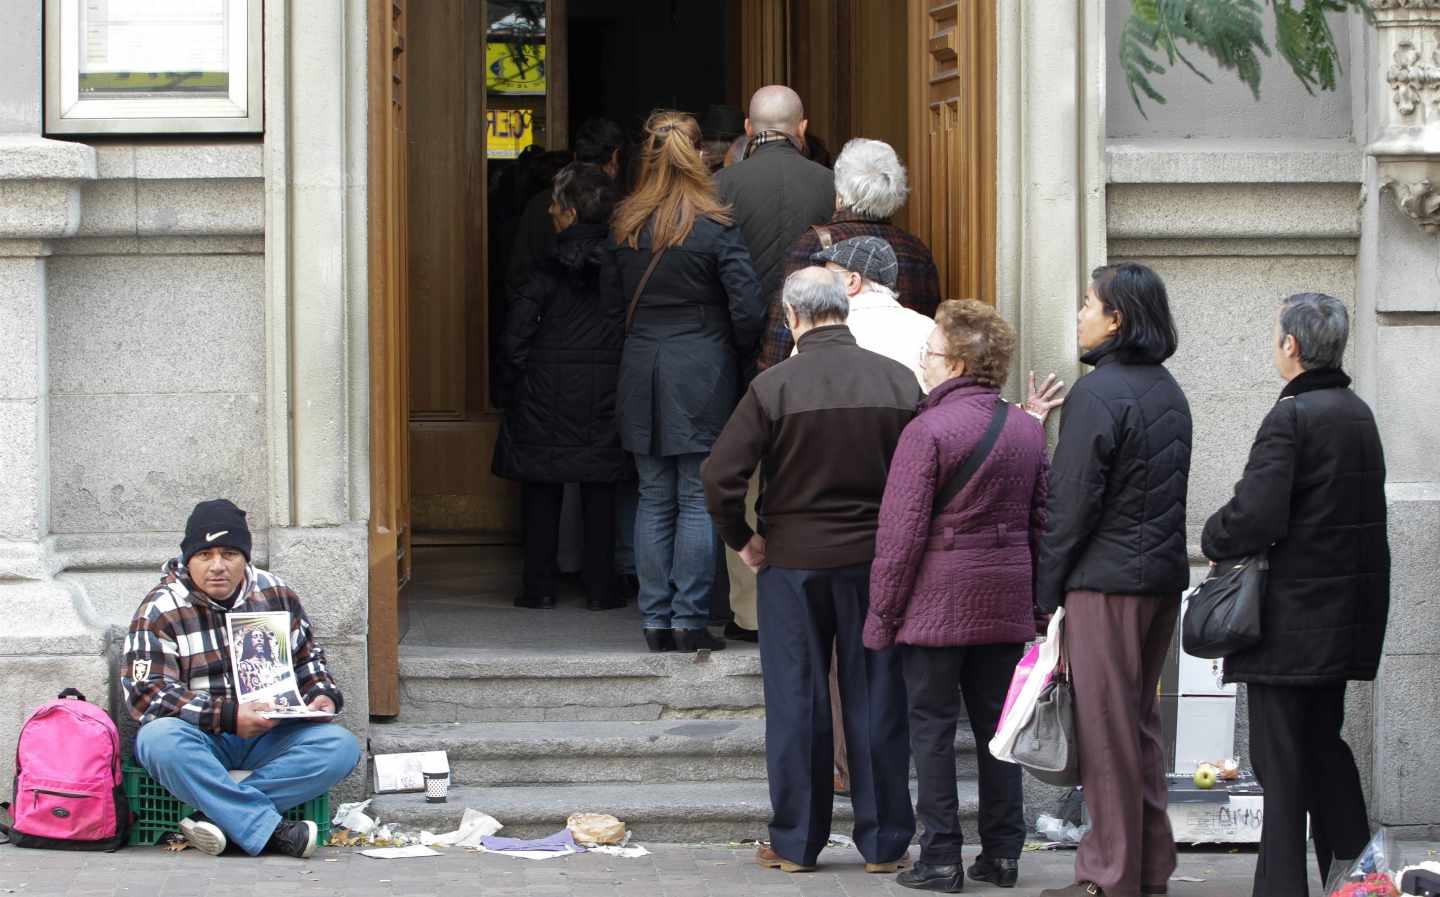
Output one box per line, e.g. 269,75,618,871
1,689,130,850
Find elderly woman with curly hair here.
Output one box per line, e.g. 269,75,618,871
863,300,1050,894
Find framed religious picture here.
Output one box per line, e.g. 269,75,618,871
44,0,263,135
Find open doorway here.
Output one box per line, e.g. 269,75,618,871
369,0,983,714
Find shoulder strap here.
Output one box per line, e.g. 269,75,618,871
625,247,668,334
811,225,833,250
932,398,1009,517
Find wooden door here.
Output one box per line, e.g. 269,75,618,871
407,0,567,536
368,0,412,716
908,0,996,304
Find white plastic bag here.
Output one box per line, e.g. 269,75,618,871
990,607,1065,764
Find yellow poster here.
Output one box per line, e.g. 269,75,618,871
486,109,535,160
486,42,546,95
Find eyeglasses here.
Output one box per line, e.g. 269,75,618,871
919,344,946,363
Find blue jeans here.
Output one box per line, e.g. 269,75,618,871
633,452,716,630
135,716,361,855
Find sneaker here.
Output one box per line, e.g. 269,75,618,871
266,819,318,859
178,813,227,856
967,854,1019,888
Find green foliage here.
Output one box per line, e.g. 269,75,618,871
1120,0,1373,117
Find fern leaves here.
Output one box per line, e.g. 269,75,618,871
1120,0,1373,117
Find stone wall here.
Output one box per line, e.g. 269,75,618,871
0,0,373,796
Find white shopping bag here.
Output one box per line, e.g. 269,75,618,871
989,606,1065,764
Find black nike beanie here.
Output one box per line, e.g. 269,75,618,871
181,499,253,564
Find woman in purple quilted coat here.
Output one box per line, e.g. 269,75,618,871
863,299,1051,894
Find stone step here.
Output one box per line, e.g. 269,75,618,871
365,780,981,844
396,646,766,722
368,719,978,786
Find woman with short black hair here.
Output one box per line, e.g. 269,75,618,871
493,162,629,613
1035,263,1194,897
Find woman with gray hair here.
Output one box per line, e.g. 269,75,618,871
760,138,941,369
1201,292,1388,897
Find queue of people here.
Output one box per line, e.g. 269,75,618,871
486,85,1390,897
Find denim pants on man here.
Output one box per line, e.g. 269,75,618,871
633,452,716,630
135,716,361,855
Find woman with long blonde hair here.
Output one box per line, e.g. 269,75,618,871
603,109,765,653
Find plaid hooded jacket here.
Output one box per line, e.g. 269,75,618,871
121,558,343,734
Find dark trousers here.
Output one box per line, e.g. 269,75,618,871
1066,591,1179,897
521,482,616,603
1247,682,1370,897
757,563,915,866
901,642,1026,865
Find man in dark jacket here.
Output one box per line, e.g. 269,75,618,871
1202,292,1388,896
702,267,920,874
714,85,835,373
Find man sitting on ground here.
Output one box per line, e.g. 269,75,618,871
121,499,360,859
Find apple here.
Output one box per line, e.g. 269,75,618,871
1193,764,1218,790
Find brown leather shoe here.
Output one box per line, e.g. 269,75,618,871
755,844,815,873
1039,883,1104,897
864,854,911,873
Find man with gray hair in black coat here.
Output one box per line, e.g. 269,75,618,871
702,267,919,876
1202,291,1389,897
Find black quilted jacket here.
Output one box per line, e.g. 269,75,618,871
1035,344,1193,612
1203,369,1389,685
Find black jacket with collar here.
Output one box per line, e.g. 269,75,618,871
1202,368,1389,684
701,325,922,570
713,139,835,313
1035,343,1193,612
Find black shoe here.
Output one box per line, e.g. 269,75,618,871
266,819,318,859
643,628,676,652
617,573,640,603
897,861,964,893
513,594,556,609
723,621,758,642
967,854,1018,888
178,813,227,856
587,595,626,611
676,628,726,652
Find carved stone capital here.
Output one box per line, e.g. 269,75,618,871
1368,3,1440,233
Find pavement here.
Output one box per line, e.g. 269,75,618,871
0,839,1357,897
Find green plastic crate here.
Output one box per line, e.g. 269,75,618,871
122,760,331,848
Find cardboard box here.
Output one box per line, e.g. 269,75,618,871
1166,776,1265,844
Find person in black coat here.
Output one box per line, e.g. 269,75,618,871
493,163,628,612
603,110,765,654
1202,292,1388,897
714,85,835,374
1035,263,1193,897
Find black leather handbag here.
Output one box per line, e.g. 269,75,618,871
1181,554,1267,658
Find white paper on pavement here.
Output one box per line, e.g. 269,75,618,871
471,846,580,861
360,845,442,859
424,808,504,847
588,845,651,858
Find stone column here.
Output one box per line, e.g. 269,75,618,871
262,0,372,774
996,0,1107,407
0,129,109,787
1362,0,1440,839
996,0,1107,822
